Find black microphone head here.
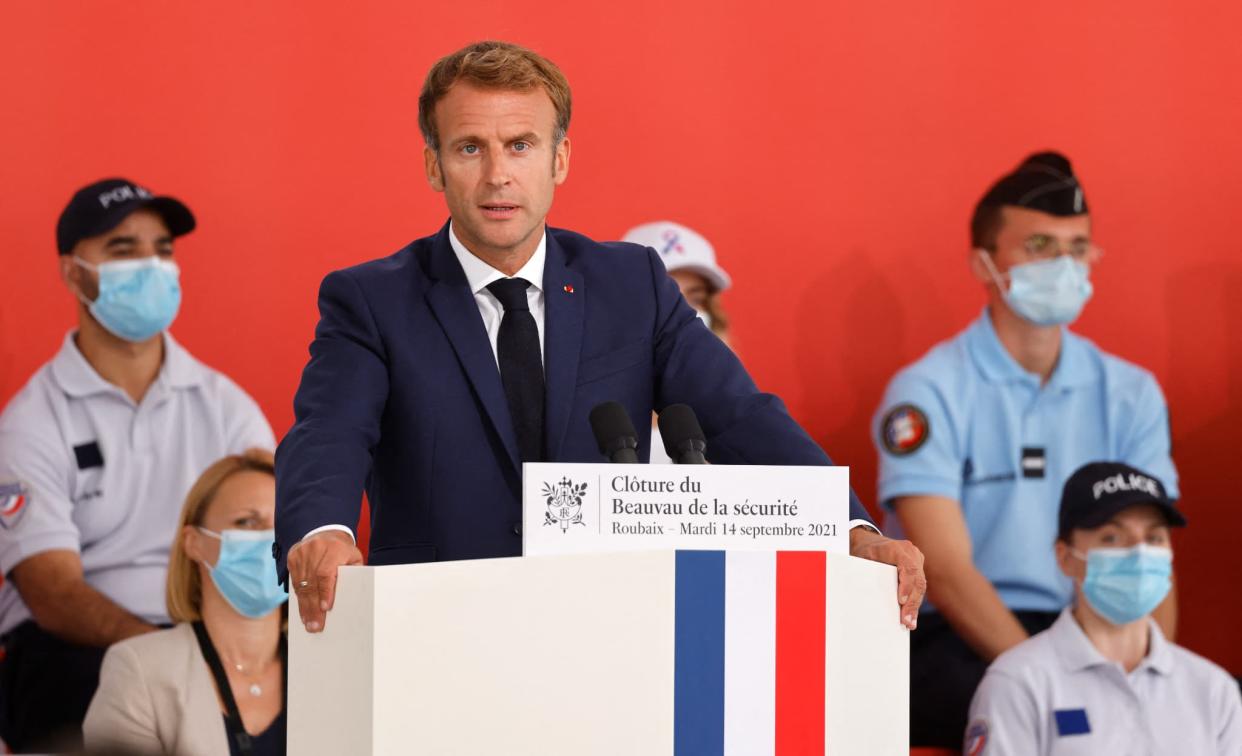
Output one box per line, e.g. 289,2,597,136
658,404,707,464
589,401,639,463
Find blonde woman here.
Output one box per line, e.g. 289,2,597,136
84,449,288,755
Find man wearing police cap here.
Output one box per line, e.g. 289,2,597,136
870,152,1180,746
0,178,274,750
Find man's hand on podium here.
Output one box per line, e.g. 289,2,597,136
849,527,926,631
288,530,364,633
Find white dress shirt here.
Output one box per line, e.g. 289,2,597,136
450,223,547,369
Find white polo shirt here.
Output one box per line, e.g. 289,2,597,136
0,331,275,635
966,608,1242,755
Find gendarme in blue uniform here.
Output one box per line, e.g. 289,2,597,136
874,308,1178,613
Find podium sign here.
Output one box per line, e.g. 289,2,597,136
523,463,850,557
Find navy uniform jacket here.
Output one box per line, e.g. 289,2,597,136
274,222,871,581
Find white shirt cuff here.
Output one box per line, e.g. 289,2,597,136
302,524,356,544
848,518,881,535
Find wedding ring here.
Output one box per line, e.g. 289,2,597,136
299,580,310,588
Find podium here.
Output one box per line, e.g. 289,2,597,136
289,550,908,755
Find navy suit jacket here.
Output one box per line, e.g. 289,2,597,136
274,222,871,580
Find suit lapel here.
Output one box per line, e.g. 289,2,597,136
424,223,521,472
542,232,585,460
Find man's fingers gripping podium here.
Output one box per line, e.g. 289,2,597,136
849,527,927,630
287,530,362,633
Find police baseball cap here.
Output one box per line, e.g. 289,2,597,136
56,178,196,255
977,151,1088,217
1058,462,1186,540
623,221,732,292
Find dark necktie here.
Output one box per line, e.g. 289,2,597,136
486,278,545,463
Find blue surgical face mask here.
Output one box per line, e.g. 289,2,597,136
74,256,181,342
1073,544,1172,626
199,528,288,619
979,252,1093,326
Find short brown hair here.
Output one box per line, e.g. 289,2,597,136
418,40,572,152
971,204,1005,251
166,448,275,623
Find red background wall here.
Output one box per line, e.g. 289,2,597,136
1,2,1239,673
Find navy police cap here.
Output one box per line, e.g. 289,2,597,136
1058,461,1186,540
56,178,196,255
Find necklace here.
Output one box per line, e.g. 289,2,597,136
227,659,270,697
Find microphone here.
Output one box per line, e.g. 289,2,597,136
658,404,707,464
589,401,639,464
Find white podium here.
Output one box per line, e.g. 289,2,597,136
289,550,908,755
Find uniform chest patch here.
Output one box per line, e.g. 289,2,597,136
74,441,104,470
1021,447,1046,479
1054,708,1091,736
881,404,930,456
0,480,30,529
964,718,988,755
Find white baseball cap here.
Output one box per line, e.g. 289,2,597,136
622,221,732,292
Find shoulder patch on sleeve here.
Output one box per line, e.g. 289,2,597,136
881,404,930,456
965,718,989,755
0,480,30,529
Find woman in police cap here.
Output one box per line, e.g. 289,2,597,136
964,462,1240,755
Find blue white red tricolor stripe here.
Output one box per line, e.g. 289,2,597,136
674,550,832,756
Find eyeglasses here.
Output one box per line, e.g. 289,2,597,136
1019,233,1103,262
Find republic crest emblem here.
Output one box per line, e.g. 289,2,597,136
542,477,587,533
0,480,30,530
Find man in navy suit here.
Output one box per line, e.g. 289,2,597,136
277,40,927,633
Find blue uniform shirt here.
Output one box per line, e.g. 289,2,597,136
874,309,1178,613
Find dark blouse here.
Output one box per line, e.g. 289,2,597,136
224,709,286,756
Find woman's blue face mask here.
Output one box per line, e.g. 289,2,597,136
1072,543,1173,626
198,528,288,619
